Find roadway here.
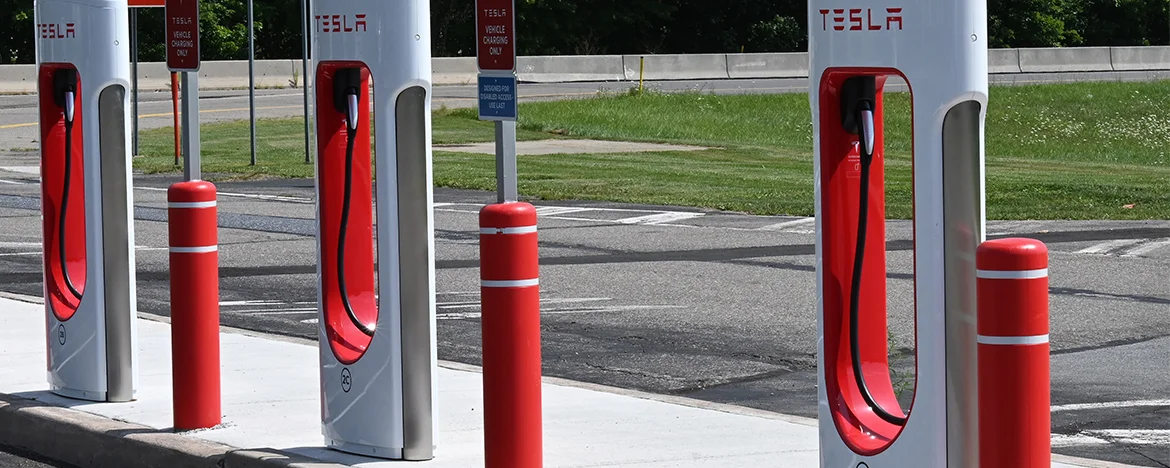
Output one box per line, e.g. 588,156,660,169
0,445,76,468
1,74,1169,467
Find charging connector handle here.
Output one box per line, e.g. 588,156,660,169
55,69,83,303
843,76,907,427
334,68,376,337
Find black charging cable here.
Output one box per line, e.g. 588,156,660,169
336,75,376,337
848,93,907,427
55,70,82,302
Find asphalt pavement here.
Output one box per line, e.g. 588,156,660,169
0,445,77,468
0,164,1167,466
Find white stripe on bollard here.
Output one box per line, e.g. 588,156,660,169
480,225,538,235
170,246,219,254
977,334,1050,345
481,279,539,288
976,268,1048,279
168,201,217,209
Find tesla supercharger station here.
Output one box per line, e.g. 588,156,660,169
810,0,988,466
34,0,138,403
311,0,438,460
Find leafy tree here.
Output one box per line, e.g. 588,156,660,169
747,15,806,53
0,3,34,63
1068,0,1169,46
987,0,1083,47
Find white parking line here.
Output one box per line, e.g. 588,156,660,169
1075,239,1145,255
758,217,815,231
1051,399,1170,412
137,186,314,204
535,206,594,216
1052,430,1170,447
1121,238,1170,257
0,245,167,257
237,308,317,315
615,212,704,225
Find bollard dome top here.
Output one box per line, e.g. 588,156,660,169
976,238,1048,271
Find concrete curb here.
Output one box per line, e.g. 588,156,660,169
0,392,346,468
0,392,231,468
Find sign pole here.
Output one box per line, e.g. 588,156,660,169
130,8,139,156
181,72,201,181
300,0,311,164
247,0,256,166
495,121,517,202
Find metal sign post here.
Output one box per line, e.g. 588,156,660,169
476,0,518,203
127,0,164,156
166,0,200,180
299,0,311,165
247,0,256,166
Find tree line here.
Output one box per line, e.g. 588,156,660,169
1,0,1166,64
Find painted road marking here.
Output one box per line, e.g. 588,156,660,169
439,304,687,320
0,179,27,185
1120,238,1170,258
1051,399,1170,413
0,245,165,257
535,206,594,216
758,217,815,231
1075,238,1145,255
438,202,707,227
241,308,317,315
1051,430,1170,447
615,211,704,225
138,186,313,204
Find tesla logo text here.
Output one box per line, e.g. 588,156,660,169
38,23,76,39
315,14,367,33
819,8,902,31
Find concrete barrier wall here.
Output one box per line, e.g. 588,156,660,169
519,55,624,83
727,53,808,79
1019,47,1113,73
1110,46,1170,71
623,54,728,81
3,46,1170,93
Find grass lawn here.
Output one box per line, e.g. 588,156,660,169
134,81,1170,220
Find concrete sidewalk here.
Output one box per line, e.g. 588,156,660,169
0,295,1135,468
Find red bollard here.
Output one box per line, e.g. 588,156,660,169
977,237,1050,468
479,202,542,468
167,180,221,431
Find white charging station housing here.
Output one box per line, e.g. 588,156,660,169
34,0,138,404
311,0,439,460
809,1,989,466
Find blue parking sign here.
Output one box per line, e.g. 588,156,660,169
478,74,517,121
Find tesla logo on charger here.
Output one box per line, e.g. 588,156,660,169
315,14,367,33
38,23,76,39
819,8,903,31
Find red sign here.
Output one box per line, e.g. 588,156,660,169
475,0,515,72
165,0,200,71
129,0,165,7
